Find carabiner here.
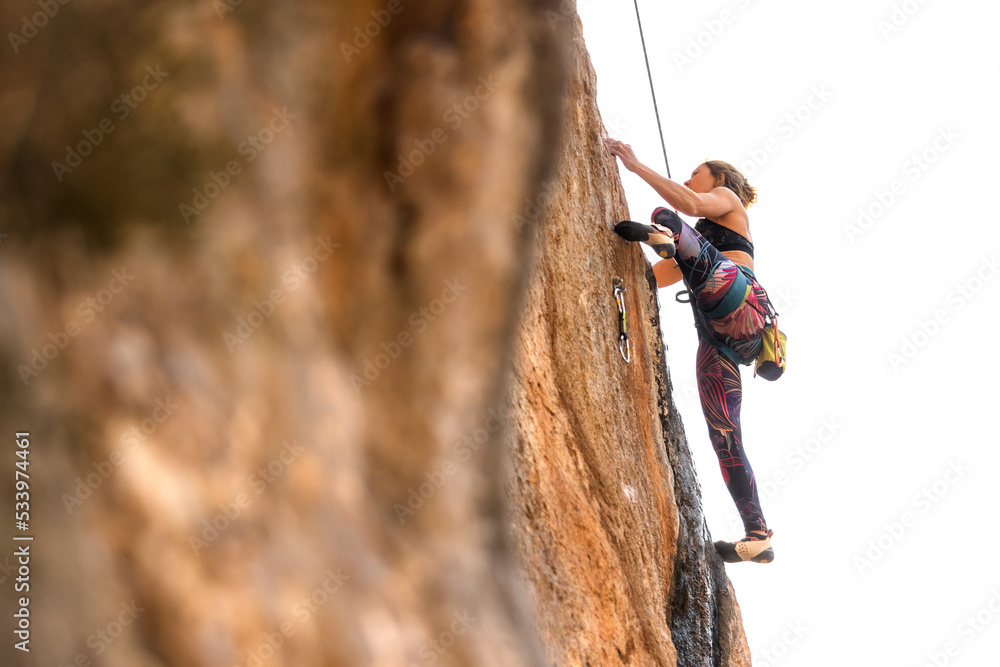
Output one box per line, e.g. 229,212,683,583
613,277,630,363
619,334,631,363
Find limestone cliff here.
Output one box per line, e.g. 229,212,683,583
504,13,752,667
0,0,749,665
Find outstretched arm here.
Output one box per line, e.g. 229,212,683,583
606,138,738,218
653,258,682,288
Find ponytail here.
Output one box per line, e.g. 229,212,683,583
704,160,757,209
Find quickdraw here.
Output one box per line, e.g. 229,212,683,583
613,277,631,363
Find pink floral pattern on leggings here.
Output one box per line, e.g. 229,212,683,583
671,216,769,534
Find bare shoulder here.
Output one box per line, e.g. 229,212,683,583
708,188,752,241
712,186,743,208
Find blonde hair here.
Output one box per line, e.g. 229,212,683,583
704,160,757,209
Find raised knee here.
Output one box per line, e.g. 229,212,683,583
651,207,683,234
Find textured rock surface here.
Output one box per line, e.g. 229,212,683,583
1,0,565,665
504,12,752,667
0,0,750,665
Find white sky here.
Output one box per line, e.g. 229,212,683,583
580,1,1000,664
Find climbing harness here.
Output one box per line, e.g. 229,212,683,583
632,0,671,179
706,266,753,320
613,277,631,363
675,266,786,378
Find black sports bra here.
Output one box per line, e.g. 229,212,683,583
695,218,754,258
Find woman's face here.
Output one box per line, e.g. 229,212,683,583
683,164,721,193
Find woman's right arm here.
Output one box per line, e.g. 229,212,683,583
654,259,683,288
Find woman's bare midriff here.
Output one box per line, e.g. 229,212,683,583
723,249,754,272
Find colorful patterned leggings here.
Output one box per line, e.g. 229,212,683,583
670,218,768,535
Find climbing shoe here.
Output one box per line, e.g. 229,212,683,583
613,220,676,259
714,529,774,564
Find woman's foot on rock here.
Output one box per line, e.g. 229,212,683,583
714,529,774,563
613,220,676,259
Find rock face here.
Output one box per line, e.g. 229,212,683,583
0,0,749,665
504,13,753,667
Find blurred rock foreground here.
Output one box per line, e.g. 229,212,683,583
0,0,750,665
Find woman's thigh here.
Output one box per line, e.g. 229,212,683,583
711,281,767,341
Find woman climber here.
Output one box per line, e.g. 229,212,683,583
607,137,775,564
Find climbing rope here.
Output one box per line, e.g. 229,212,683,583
613,277,631,363
632,0,671,179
